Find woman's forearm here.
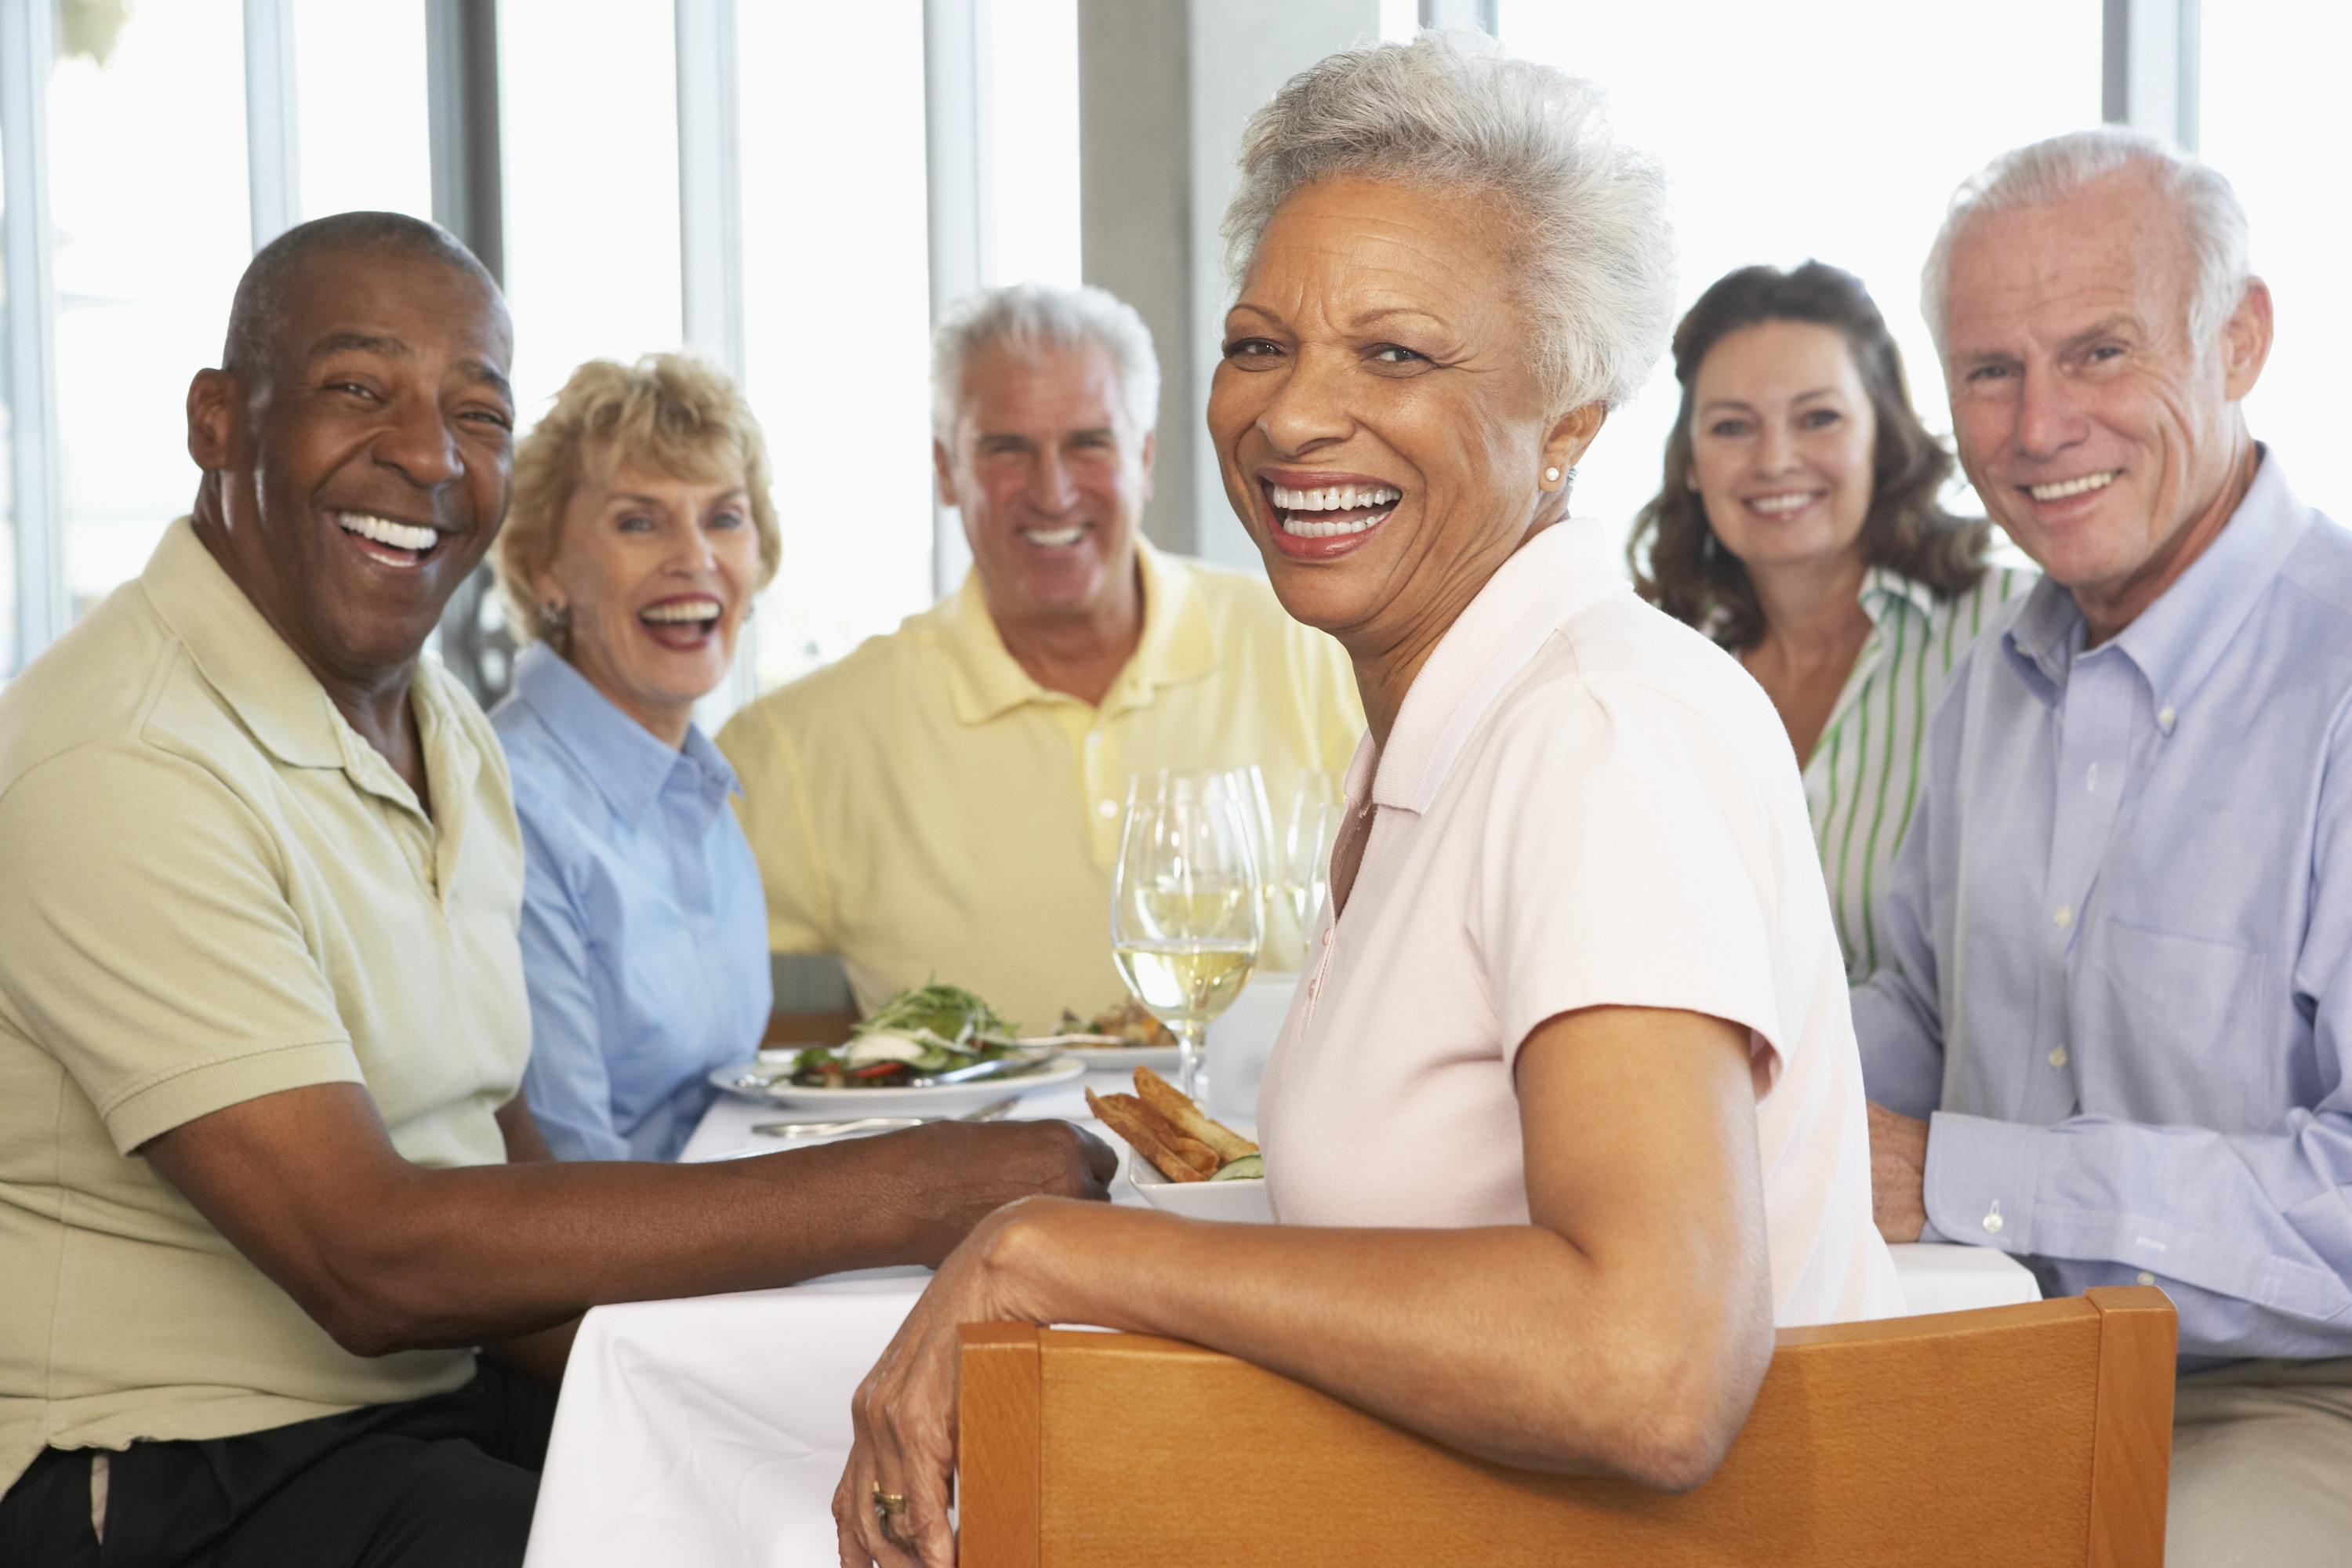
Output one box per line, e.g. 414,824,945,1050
980,1199,1770,1490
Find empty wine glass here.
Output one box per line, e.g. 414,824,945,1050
1282,770,1345,933
1110,769,1265,1099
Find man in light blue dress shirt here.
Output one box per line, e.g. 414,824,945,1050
1853,129,2352,1564
495,641,772,1160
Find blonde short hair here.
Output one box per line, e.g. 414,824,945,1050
494,353,780,642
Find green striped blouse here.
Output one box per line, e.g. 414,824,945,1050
1805,564,2036,982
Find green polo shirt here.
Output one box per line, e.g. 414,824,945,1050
0,518,531,1494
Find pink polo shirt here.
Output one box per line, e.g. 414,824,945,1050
1258,518,1902,1327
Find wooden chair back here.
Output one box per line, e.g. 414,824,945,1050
958,1286,2175,1567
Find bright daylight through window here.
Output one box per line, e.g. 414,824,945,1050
1497,0,2104,550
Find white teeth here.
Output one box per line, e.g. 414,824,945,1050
1019,524,1086,548
1268,483,1401,512
641,598,721,623
1748,492,1820,515
337,512,437,553
1279,513,1383,539
2028,470,2121,502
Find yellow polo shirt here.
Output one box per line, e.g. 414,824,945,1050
717,543,1364,1030
0,519,531,1494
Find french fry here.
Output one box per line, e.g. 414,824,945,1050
1085,1088,1218,1181
1132,1065,1259,1162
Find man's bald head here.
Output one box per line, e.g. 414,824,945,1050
222,212,499,379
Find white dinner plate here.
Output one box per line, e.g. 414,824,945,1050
708,1054,1087,1113
1062,1043,1181,1072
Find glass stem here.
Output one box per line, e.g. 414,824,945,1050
1174,1020,1207,1101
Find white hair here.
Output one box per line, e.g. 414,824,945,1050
930,281,1161,445
1219,30,1675,414
1921,126,2251,354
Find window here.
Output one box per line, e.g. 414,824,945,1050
293,1,433,223
497,0,684,427
735,2,935,691
2201,0,2352,524
1498,0,2104,544
48,0,251,625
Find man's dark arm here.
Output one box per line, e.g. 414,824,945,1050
143,1082,1114,1358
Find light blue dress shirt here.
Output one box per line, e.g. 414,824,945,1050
491,643,772,1161
1853,452,2352,1361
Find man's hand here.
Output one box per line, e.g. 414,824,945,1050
1867,1101,1929,1243
855,1120,1118,1268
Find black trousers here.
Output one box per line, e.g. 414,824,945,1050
0,1361,556,1568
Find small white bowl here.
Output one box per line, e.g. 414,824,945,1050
1125,1147,1272,1223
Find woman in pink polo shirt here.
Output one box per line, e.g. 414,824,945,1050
836,34,1900,1563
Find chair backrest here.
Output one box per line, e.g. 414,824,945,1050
958,1285,2175,1568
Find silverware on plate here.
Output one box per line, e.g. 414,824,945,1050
751,1096,1019,1140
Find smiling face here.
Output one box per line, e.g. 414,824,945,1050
532,452,759,746
1207,175,1601,666
937,341,1152,630
1941,165,2270,622
1688,319,1877,576
189,244,515,687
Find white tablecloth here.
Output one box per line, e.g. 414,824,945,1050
524,1086,2042,1567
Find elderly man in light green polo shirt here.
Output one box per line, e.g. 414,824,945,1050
0,212,1110,1568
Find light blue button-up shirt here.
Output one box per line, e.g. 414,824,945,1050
491,643,772,1161
1854,452,2352,1361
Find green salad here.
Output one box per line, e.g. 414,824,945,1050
787,982,1020,1089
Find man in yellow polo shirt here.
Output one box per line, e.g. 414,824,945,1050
0,215,1109,1566
718,283,1364,1030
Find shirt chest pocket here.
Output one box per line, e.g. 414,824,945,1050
2092,920,2274,1133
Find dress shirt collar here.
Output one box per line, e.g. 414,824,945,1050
932,536,1216,724
508,641,736,829
1374,517,1628,815
2004,448,2309,721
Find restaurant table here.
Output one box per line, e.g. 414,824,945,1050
522,1076,2045,1568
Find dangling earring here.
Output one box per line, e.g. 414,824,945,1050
1701,530,1719,564
539,600,571,637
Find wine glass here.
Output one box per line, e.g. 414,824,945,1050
1282,771,1345,933
1283,797,1345,936
1110,769,1265,1099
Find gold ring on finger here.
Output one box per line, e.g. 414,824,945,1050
872,1482,909,1520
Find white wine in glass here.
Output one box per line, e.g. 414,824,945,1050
1110,770,1265,1098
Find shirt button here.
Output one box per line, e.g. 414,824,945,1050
1096,799,1119,819
2053,906,2072,927
2085,763,2098,793
2136,1272,2156,1287
1086,732,1101,748
2048,1047,2068,1068
1982,1203,2005,1235
2158,706,2177,728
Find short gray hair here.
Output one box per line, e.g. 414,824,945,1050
930,281,1161,445
1219,30,1674,413
1922,127,2251,354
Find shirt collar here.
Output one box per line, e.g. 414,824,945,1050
139,517,350,771
1859,567,1940,626
931,536,1216,725
1374,517,1630,814
2002,448,2308,718
507,640,736,828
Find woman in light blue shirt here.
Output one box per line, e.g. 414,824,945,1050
1629,263,2032,980
488,354,779,1160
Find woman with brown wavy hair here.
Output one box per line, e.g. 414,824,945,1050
1629,262,2031,980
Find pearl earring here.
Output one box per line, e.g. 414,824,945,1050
1544,466,1562,485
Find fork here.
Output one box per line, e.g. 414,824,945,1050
751,1096,1019,1139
